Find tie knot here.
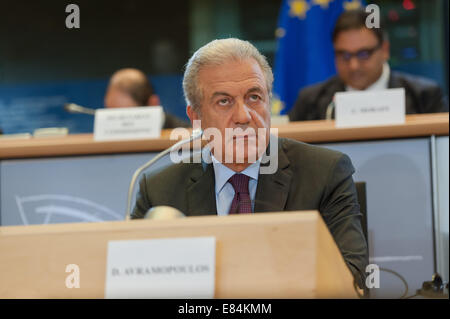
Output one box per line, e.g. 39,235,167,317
228,174,250,195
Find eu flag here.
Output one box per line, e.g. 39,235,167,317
272,0,364,115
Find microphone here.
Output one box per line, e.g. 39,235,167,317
125,128,203,220
144,206,185,220
325,99,335,121
64,103,96,116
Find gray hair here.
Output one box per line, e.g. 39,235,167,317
183,38,273,112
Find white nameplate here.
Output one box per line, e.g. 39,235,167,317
94,106,164,141
104,237,216,299
335,88,405,128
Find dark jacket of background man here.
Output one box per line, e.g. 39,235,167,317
289,9,448,122
290,71,448,121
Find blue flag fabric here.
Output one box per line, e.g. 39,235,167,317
272,0,364,115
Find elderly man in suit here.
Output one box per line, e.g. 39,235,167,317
289,9,448,122
131,38,368,289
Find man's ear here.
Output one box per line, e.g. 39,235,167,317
147,94,161,106
186,105,200,125
381,40,390,61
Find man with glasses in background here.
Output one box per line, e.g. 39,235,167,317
288,9,448,122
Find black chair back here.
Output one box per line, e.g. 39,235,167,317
355,182,368,244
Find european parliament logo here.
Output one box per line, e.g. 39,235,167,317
15,194,122,225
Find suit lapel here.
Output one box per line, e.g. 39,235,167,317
186,158,217,217
319,77,346,119
388,71,413,113
388,71,402,88
254,138,292,213
185,140,293,215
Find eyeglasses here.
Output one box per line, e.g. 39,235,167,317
334,43,382,62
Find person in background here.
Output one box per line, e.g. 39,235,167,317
104,68,190,128
288,9,448,122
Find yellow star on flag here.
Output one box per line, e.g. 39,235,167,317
289,0,310,20
271,98,284,116
312,0,334,9
275,27,286,38
343,0,362,11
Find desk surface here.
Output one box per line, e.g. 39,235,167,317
0,113,448,159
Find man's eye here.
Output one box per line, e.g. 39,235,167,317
356,50,371,60
249,95,261,102
217,98,229,106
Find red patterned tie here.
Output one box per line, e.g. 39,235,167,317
228,174,252,214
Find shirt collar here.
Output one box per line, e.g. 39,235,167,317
346,62,390,92
211,154,261,194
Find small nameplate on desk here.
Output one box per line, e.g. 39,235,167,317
104,237,216,299
33,127,69,137
0,133,32,139
335,88,405,128
94,106,164,141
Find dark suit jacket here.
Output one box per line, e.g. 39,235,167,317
163,112,190,129
289,71,449,121
132,137,369,288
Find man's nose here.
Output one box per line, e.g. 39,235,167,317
232,100,251,124
348,56,361,70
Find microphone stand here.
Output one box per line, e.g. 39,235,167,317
124,129,203,220
325,100,335,120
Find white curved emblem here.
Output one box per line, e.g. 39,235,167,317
15,194,122,225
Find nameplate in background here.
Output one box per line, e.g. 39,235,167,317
105,237,216,299
335,88,405,128
94,106,164,141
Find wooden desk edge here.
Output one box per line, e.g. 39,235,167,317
1,113,448,159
